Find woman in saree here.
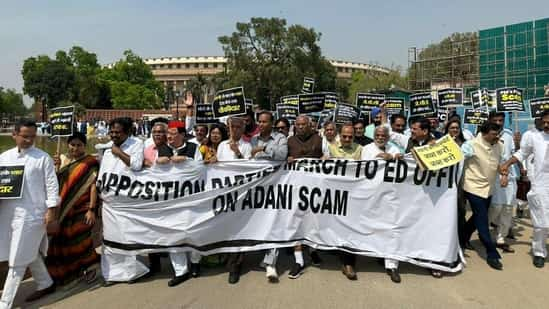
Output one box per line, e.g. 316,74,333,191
47,132,100,285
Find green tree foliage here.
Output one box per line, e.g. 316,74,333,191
22,55,75,109
348,68,407,103
0,87,28,116
217,17,337,110
99,50,164,109
408,32,478,90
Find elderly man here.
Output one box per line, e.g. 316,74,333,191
461,122,507,271
361,126,403,283
321,121,338,158
99,118,148,286
0,119,59,308
216,117,251,284
501,110,549,268
166,120,203,161
143,122,171,167
286,115,323,279
250,111,288,283
327,123,362,280
385,117,436,153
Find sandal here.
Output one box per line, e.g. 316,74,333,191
83,268,98,284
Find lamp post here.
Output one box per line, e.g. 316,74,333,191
174,90,181,120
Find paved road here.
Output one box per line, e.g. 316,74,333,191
9,215,549,309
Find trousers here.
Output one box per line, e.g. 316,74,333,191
170,252,201,276
0,254,53,309
489,204,514,244
532,227,548,258
463,191,501,260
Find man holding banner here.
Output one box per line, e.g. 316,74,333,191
100,118,148,286
0,119,59,308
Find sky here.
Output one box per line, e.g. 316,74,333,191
1,0,547,104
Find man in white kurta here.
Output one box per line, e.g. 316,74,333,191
502,111,549,268
361,126,403,283
488,112,518,253
99,118,147,284
0,120,59,309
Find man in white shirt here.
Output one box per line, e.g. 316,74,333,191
501,111,549,268
217,117,251,284
0,119,59,308
216,117,252,161
99,118,148,286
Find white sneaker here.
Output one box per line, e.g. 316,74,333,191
266,265,278,283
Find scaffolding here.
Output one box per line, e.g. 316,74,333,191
408,18,549,101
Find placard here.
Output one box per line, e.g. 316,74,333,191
471,89,487,110
437,88,463,108
530,97,549,118
464,109,489,125
334,103,360,124
486,90,496,108
195,104,219,124
356,93,385,113
409,92,436,117
384,97,405,116
298,93,326,114
50,106,74,137
0,165,25,199
302,77,315,94
212,87,247,118
496,87,525,112
280,95,299,106
276,104,298,123
411,135,463,171
323,92,338,110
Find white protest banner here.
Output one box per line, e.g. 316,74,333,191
98,159,463,272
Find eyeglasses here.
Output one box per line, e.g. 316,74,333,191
275,126,287,131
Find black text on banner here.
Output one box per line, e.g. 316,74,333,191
409,92,436,117
530,97,549,118
0,165,25,199
50,106,74,137
212,87,247,118
496,87,525,112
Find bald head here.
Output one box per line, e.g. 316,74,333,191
295,115,312,137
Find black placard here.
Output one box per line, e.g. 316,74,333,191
385,97,405,115
280,95,299,106
334,103,360,124
486,90,496,108
0,165,25,199
50,106,74,137
212,87,247,118
323,92,338,110
437,88,463,107
298,93,326,114
470,89,487,110
356,93,385,113
496,87,525,112
302,77,315,94
245,98,253,112
409,92,436,117
276,104,298,123
464,109,489,125
530,97,549,118
195,104,219,124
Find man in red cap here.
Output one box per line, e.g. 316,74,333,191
166,120,202,161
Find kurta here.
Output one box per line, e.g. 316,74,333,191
513,130,549,228
492,129,518,205
0,146,59,267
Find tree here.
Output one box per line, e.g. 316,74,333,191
99,50,164,109
186,73,213,103
408,32,478,90
0,87,28,116
217,17,337,110
22,55,76,110
68,46,108,109
348,68,407,103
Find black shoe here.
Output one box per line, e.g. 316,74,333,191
496,243,515,253
190,263,201,278
310,251,322,266
386,268,401,283
25,284,56,302
228,271,240,284
533,256,545,268
168,273,190,287
487,258,503,270
288,263,305,279
128,271,153,284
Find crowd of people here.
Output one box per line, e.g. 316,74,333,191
1,104,549,309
